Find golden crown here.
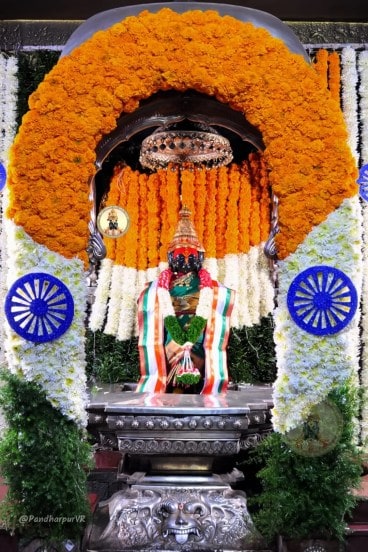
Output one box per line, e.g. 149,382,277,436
168,206,205,253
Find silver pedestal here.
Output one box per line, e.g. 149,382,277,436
84,387,274,551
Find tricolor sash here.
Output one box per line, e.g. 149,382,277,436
136,279,235,394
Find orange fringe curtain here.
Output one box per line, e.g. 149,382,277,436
137,172,148,271
166,164,181,246
146,171,161,268
180,165,196,216
248,153,262,245
216,166,229,258
238,162,252,253
328,51,341,105
203,167,218,259
314,49,329,90
314,49,341,105
225,164,240,254
101,157,271,268
158,168,170,262
194,166,207,247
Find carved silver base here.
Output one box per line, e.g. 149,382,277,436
84,479,267,551
85,389,274,551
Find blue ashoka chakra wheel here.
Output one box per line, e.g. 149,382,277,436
358,164,368,202
5,272,74,343
0,162,6,191
287,266,357,335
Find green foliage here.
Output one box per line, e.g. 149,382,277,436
16,50,60,128
0,370,93,541
227,315,277,384
85,330,140,384
247,386,362,543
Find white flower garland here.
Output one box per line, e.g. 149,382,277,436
238,253,252,328
157,277,213,330
90,243,275,339
0,54,18,167
0,54,18,367
3,219,88,427
103,263,125,335
117,266,138,341
272,197,363,433
358,50,368,447
203,256,219,281
340,46,362,442
341,47,359,164
235,245,274,328
223,253,240,327
146,266,159,282
88,257,114,331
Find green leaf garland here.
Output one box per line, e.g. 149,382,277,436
164,314,207,345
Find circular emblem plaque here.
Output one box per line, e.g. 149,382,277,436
5,272,74,343
287,266,357,335
284,399,343,457
97,205,130,238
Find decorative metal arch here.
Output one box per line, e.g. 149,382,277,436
94,90,265,168
87,90,268,275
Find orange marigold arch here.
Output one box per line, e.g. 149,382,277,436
6,8,357,267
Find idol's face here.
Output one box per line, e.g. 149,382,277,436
168,247,203,274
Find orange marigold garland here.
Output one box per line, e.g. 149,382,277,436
6,8,358,266
194,165,207,248
328,50,341,105
157,168,170,264
137,172,149,271
124,167,139,268
258,154,272,242
204,167,218,259
165,164,181,255
216,166,229,258
314,48,329,90
180,165,196,216
238,161,252,254
225,164,240,254
146,171,161,268
248,154,261,246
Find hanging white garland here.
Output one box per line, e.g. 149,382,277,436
0,53,18,367
117,266,138,341
237,253,252,328
103,264,125,335
358,49,368,448
90,242,275,340
0,54,18,167
88,257,114,332
341,47,360,164
340,46,362,442
223,253,240,327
